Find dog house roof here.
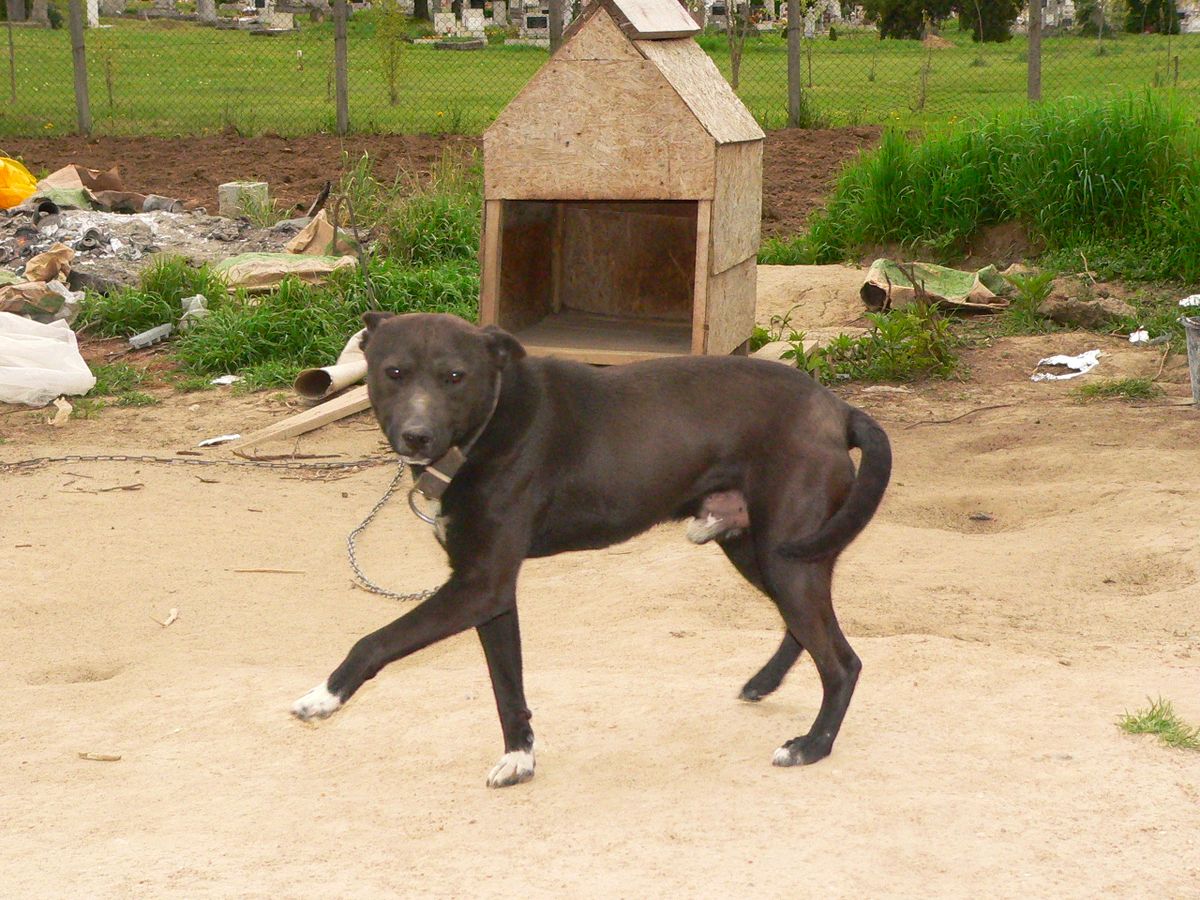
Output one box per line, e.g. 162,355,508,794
485,0,762,202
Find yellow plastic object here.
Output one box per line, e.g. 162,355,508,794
0,157,38,209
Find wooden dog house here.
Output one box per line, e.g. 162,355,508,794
480,0,764,364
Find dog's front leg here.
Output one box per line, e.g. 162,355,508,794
291,569,516,722
477,605,535,788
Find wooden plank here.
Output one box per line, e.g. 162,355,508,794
558,200,696,321
603,0,699,39
484,59,715,200
558,5,643,61
710,140,762,275
513,309,691,364
230,385,371,451
636,38,763,145
691,199,712,354
479,199,502,326
704,256,756,356
550,202,565,314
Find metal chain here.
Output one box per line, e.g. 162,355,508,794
0,453,391,473
346,460,438,603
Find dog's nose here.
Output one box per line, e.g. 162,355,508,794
401,427,433,455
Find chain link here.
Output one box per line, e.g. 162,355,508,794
346,460,438,604
1,451,438,603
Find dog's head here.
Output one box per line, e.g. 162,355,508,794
360,312,525,463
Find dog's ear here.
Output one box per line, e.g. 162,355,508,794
481,325,526,370
360,311,395,350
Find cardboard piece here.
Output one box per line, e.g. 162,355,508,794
285,210,357,257
213,253,358,292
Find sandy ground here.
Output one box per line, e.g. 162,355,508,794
3,268,1200,897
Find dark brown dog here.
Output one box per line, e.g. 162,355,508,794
292,312,891,787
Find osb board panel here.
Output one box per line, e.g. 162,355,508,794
514,309,692,365
479,200,502,326
558,6,642,61
703,255,756,356
497,201,555,333
690,199,712,354
605,0,699,38
636,38,763,145
484,60,715,201
710,140,762,276
558,201,695,321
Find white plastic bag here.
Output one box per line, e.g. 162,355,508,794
0,311,96,406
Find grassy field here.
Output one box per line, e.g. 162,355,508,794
1,16,1198,137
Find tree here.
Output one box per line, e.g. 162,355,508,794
197,0,217,23
724,0,754,89
376,0,405,106
1125,0,1178,33
1077,0,1122,36
862,0,952,39
29,0,48,25
956,0,1021,42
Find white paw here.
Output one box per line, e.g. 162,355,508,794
291,682,342,721
486,749,535,788
772,745,797,767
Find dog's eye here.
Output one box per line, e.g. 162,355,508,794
446,371,464,385
385,366,404,381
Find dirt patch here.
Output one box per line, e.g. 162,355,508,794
6,129,878,237
761,127,880,237
2,271,1199,895
960,221,1042,271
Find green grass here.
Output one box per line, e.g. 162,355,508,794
1000,271,1059,335
795,94,1200,284
761,303,961,384
75,154,482,389
1119,698,1200,751
88,362,146,396
77,257,229,338
1073,377,1163,402
2,18,1198,136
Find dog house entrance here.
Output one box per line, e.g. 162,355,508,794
493,200,698,363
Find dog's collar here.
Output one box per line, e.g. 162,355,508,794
407,377,503,526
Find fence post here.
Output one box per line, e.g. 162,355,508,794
6,21,16,104
1027,0,1042,102
68,0,92,135
549,0,564,53
333,0,349,135
786,0,801,126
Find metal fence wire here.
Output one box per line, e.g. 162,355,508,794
1,1,1198,139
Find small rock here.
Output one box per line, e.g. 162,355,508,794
968,512,993,522
862,385,912,395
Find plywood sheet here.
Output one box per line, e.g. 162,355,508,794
636,38,763,145
497,201,555,332
558,200,695,320
485,59,715,200
710,140,762,275
514,309,692,365
690,199,712,354
558,6,642,61
703,255,756,356
605,0,699,38
479,199,502,326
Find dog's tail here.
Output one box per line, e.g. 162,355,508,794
777,408,892,562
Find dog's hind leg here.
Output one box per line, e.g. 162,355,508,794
720,534,806,702
761,557,861,767
477,605,536,788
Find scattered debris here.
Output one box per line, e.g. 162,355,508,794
213,252,357,292
198,433,241,447
97,483,145,492
861,385,912,395
1180,295,1200,309
152,608,179,627
77,752,122,762
285,209,357,257
48,397,72,426
179,294,210,330
968,512,994,522
1129,328,1150,345
209,374,243,386
294,328,366,400
0,312,96,406
861,259,1010,313
233,568,306,574
1031,349,1103,382
128,323,173,350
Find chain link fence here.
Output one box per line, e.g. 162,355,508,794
2,2,1198,138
